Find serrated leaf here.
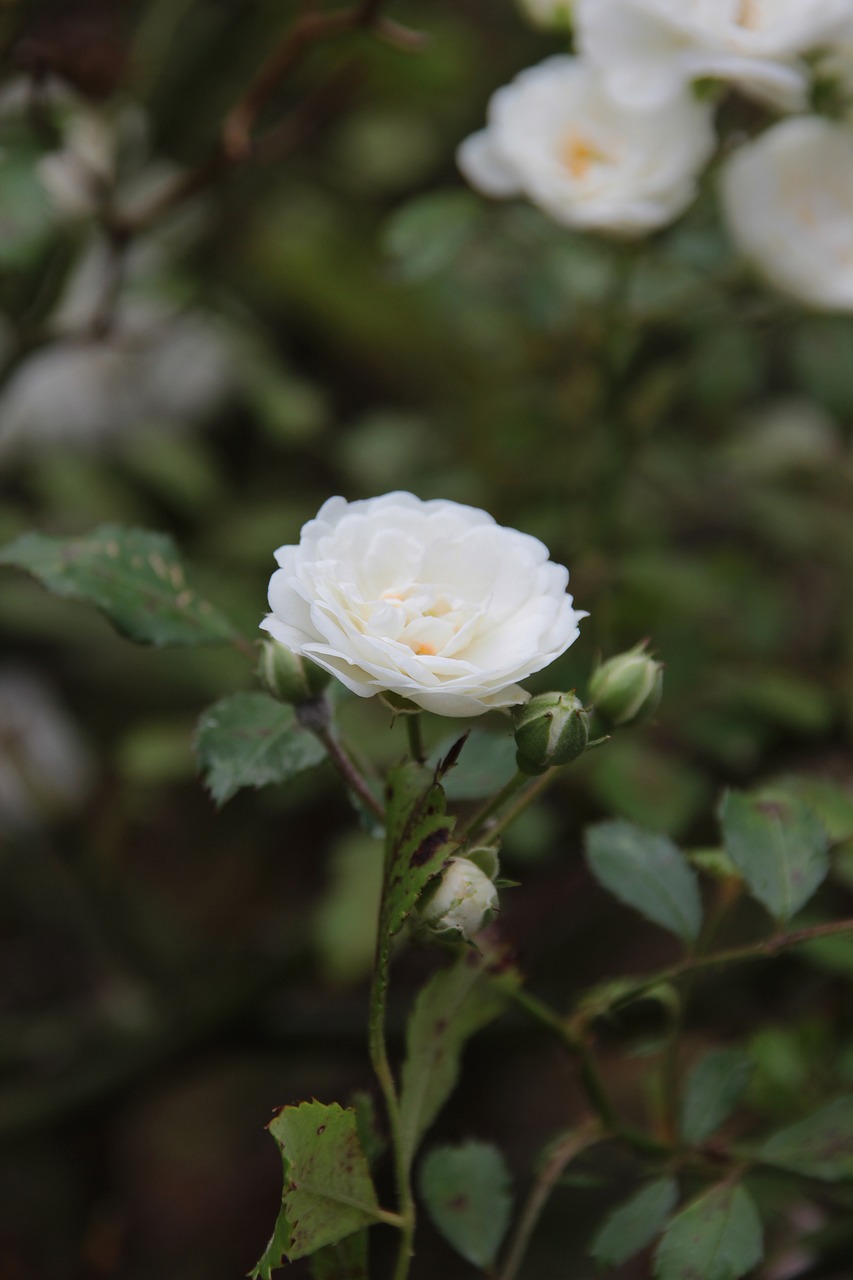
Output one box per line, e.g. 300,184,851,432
0,526,236,646
680,1048,753,1146
654,1183,763,1280
308,1231,369,1280
398,952,517,1172
585,820,703,944
758,1096,853,1180
719,790,830,922
419,1141,512,1269
256,1101,384,1270
590,1176,678,1268
194,693,326,805
384,189,481,282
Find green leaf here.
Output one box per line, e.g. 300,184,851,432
654,1183,763,1280
428,730,518,801
0,526,236,647
384,189,482,282
758,1097,853,1180
590,1176,678,1268
762,776,853,844
419,1141,512,1269
252,1101,384,1274
381,762,458,942
398,952,517,1173
719,790,830,922
194,692,326,806
680,1048,753,1146
308,1232,369,1280
584,820,703,944
0,152,56,268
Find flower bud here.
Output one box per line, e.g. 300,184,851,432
257,640,330,705
512,691,590,775
588,643,663,727
420,857,499,941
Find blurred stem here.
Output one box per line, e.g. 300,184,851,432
497,1118,603,1280
296,698,384,820
575,914,853,1019
405,714,424,764
511,988,669,1158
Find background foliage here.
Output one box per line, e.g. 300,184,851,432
2,2,853,1277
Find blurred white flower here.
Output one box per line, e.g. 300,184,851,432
457,56,715,235
575,0,853,111
420,857,499,940
721,115,853,309
37,111,114,219
0,669,94,831
261,492,586,717
517,0,573,30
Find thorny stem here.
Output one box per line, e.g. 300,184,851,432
496,1118,603,1280
296,698,385,821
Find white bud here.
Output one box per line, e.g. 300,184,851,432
420,857,499,941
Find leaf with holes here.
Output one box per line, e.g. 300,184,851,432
590,1176,678,1268
680,1048,753,1146
195,693,327,805
585,820,703,943
251,1101,386,1275
758,1096,853,1180
655,1183,763,1280
720,790,830,922
420,1141,512,1269
398,951,517,1173
0,526,236,646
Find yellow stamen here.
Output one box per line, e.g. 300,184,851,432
416,643,436,656
735,0,760,30
560,133,607,180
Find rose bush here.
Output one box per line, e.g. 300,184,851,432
261,492,585,717
456,56,715,235
721,115,853,310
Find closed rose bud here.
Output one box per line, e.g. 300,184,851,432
420,857,499,941
589,643,663,727
512,691,590,775
257,639,330,705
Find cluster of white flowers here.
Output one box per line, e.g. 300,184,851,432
458,0,853,308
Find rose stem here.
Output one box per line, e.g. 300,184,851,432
405,714,425,763
296,698,385,821
460,769,539,844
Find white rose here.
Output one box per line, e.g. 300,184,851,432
420,857,499,940
720,115,853,310
456,56,715,236
575,0,853,112
260,492,586,718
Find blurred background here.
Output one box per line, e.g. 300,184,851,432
2,1,853,1277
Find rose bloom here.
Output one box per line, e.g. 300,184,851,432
456,56,715,236
261,492,586,718
721,115,853,310
574,0,853,112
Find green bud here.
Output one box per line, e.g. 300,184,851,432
512,691,590,775
257,640,330,705
588,642,663,727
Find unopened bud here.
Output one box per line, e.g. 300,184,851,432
257,640,330,705
420,857,499,941
512,691,590,775
589,643,663,727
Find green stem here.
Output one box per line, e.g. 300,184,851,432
296,698,385,821
406,714,424,764
497,1118,602,1280
576,914,853,1018
461,769,532,844
473,769,560,849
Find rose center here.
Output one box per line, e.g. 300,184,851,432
559,132,609,180
377,584,468,656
